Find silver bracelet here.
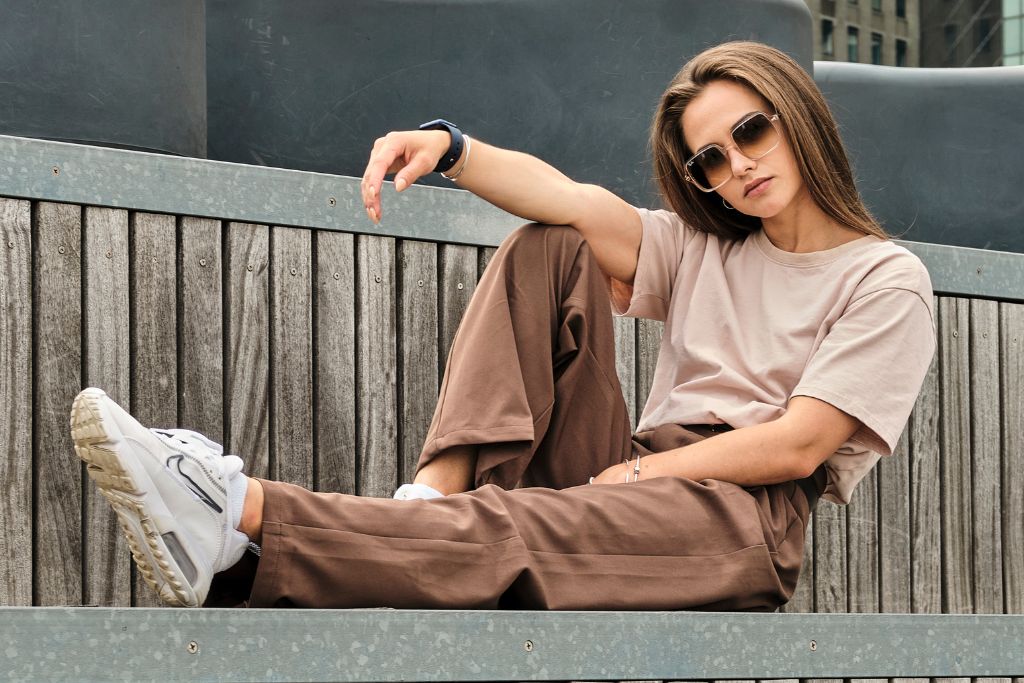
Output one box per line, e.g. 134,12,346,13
632,454,642,482
441,134,472,181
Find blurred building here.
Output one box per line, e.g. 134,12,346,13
1005,0,1023,64
803,0,920,66
920,0,1003,66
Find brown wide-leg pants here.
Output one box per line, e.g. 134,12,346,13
207,224,825,611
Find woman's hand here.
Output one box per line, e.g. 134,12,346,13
589,461,630,485
361,130,452,224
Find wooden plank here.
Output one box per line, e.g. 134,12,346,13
33,201,83,606
82,206,131,607
909,310,942,615
1002,302,1024,616
179,216,224,443
315,231,356,494
439,244,477,384
129,212,178,607
356,234,397,497
478,246,496,279
969,299,1003,614
0,198,32,606
613,316,637,430
813,500,848,612
270,226,313,488
938,297,973,614
847,467,880,613
879,430,912,613
398,240,438,484
635,318,662,420
226,223,269,479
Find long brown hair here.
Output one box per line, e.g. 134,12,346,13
650,41,888,241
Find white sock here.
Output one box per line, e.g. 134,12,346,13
393,483,444,500
220,456,254,568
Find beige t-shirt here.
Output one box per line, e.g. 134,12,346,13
612,207,936,504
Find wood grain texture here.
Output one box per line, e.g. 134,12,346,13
356,235,397,498
179,217,224,443
613,316,636,430
879,430,912,612
315,231,356,494
938,297,973,614
847,467,879,613
270,226,313,488
129,212,178,607
0,198,33,606
814,499,848,612
398,240,438,484
32,202,83,606
909,319,942,614
439,244,477,385
782,523,814,613
226,223,269,478
1001,302,1024,615
635,319,662,420
969,299,1002,614
478,247,496,280
82,206,131,607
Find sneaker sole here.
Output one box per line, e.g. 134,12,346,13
70,389,198,607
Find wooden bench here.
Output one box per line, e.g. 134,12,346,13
0,133,1021,681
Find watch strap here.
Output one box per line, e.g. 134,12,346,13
418,118,464,174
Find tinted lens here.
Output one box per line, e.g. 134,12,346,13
733,113,778,160
689,145,729,190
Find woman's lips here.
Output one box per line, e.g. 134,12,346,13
744,177,772,197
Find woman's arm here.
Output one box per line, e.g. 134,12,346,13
592,396,860,486
360,130,642,283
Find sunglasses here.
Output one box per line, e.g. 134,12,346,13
684,112,782,193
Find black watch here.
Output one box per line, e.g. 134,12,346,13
418,118,464,174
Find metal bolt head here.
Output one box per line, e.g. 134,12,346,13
247,264,254,272
333,272,340,281
58,245,66,254
524,640,534,652
105,250,113,259
199,258,207,267
52,166,60,176
328,197,337,207
374,274,382,283
7,241,13,248
809,640,817,652
417,279,424,287
457,282,464,290
187,641,199,654
290,267,297,276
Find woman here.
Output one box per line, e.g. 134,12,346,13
71,41,935,610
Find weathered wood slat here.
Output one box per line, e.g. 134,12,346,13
879,428,912,612
939,297,973,613
439,244,477,384
82,206,131,606
315,231,356,494
179,217,224,443
129,211,178,607
226,223,270,478
398,240,438,484
32,202,83,606
848,467,880,613
613,316,637,430
782,523,815,612
356,235,397,497
0,198,32,606
969,299,1003,614
635,319,662,420
1000,302,1024,615
910,309,942,614
270,227,314,488
814,499,848,612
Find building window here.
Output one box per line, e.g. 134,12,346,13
822,19,835,56
896,0,906,18
944,24,958,52
871,32,883,64
848,26,860,62
1007,18,1022,57
977,17,992,51
896,38,908,66
872,0,882,12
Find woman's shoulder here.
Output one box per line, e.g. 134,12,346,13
847,237,934,304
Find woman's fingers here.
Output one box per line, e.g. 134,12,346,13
361,130,448,224
361,135,404,223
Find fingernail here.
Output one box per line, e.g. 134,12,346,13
395,178,407,192
366,207,374,222
370,207,378,223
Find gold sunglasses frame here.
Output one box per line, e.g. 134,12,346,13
684,112,782,193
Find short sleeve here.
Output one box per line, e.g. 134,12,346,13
611,208,695,321
790,282,936,455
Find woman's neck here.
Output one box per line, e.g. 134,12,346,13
760,187,863,253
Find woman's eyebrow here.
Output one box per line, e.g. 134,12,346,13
693,111,761,151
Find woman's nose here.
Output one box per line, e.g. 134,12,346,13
727,146,756,176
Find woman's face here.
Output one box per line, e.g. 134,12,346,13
681,79,805,219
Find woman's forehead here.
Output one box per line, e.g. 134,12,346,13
682,80,770,148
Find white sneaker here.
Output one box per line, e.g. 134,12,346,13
70,387,249,607
393,483,444,500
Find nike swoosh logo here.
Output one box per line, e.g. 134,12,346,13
167,454,224,514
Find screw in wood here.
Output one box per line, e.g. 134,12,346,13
809,640,817,652
328,197,337,207
199,258,207,267
187,641,199,654
52,166,60,176
524,640,534,652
